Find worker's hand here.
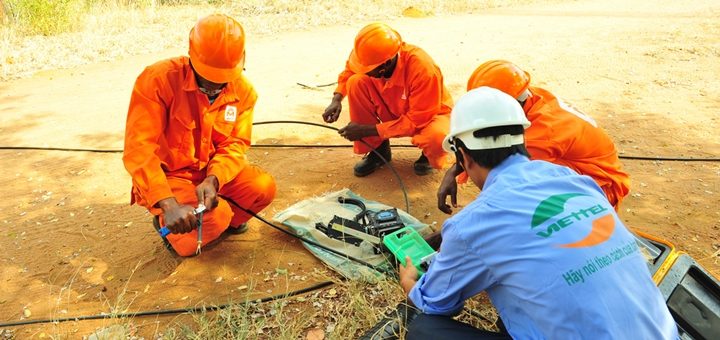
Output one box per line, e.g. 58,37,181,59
399,256,419,295
196,175,219,210
158,198,198,234
338,122,378,141
437,164,461,214
322,93,343,123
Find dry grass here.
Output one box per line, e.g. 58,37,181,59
160,271,409,339
155,271,498,339
2,1,512,338
0,0,544,80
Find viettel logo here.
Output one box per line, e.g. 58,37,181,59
531,193,615,248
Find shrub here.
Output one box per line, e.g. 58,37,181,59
4,0,85,36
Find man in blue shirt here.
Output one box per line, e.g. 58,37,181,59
399,87,677,339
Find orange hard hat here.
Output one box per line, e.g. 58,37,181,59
348,23,402,74
188,14,245,84
467,60,531,100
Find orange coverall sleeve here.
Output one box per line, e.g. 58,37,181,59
206,98,255,189
123,73,173,207
376,61,444,139
525,139,562,163
334,57,354,97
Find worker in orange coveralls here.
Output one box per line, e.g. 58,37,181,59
123,14,276,257
437,59,629,216
322,23,453,177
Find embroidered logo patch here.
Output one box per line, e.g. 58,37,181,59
224,105,237,122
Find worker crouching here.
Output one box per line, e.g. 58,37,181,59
122,14,276,256
322,23,453,177
401,87,677,339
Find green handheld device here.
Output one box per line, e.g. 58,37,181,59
383,226,437,275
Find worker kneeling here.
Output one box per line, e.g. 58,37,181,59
399,87,677,339
322,23,453,176
123,14,276,257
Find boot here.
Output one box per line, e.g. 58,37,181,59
413,153,433,176
354,140,391,177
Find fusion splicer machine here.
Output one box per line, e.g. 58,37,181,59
315,197,406,254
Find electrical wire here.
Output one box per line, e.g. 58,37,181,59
0,280,334,328
1,144,718,162
0,191,398,328
4,120,714,328
251,120,410,213
616,155,720,162
217,194,395,277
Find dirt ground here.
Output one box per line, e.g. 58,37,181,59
1,0,719,338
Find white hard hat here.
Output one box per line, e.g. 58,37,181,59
442,87,531,152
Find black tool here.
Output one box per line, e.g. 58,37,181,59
315,197,406,253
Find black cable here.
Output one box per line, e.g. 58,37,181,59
617,155,720,162
218,194,395,278
252,120,410,213
1,119,719,164
0,280,334,328
0,196,398,328
1,145,718,162
0,195,399,328
0,146,122,153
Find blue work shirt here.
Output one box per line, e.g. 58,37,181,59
409,154,677,339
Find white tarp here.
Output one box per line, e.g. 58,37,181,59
273,189,430,281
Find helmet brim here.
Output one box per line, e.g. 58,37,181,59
190,50,244,84
348,49,385,74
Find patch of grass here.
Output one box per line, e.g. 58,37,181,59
3,0,85,36
158,270,407,339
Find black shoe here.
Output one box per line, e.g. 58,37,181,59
354,140,391,177
359,301,420,340
224,223,248,235
413,153,433,176
153,215,176,254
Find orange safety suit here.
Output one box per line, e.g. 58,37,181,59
335,43,453,169
123,56,276,256
456,87,629,208
522,86,629,207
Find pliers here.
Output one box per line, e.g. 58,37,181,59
157,203,207,255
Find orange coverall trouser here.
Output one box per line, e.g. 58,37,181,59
155,165,276,257
346,75,450,169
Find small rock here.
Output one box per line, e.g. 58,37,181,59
306,328,325,340
86,325,127,340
